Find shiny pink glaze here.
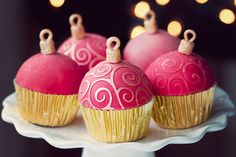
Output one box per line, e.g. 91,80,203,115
58,33,107,72
145,51,216,96
16,53,85,95
124,30,180,71
79,60,153,110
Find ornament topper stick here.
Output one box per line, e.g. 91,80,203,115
106,37,121,63
70,13,86,40
144,10,158,34
178,29,196,55
39,29,56,55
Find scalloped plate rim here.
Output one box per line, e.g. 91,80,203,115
1,87,235,152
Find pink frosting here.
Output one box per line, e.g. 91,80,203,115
58,33,107,72
145,51,216,96
16,53,85,95
123,30,180,71
79,60,153,110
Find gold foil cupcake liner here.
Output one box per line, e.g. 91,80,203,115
153,85,216,129
14,81,79,127
80,98,154,143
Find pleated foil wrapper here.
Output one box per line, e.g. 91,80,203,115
153,85,216,129
80,98,154,143
14,81,79,127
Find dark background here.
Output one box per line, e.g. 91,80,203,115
0,0,236,157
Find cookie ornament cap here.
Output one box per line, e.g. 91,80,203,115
15,29,85,126
123,10,180,71
58,13,107,73
145,29,216,129
79,37,154,142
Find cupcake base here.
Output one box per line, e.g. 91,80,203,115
153,85,216,129
14,82,79,127
80,98,154,143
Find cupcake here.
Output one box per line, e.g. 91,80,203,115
58,13,107,73
79,37,154,142
145,29,216,129
15,29,85,126
124,10,180,71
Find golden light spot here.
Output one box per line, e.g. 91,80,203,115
49,0,65,8
167,21,182,37
134,1,150,18
219,9,235,24
130,26,145,39
155,0,170,6
195,0,208,4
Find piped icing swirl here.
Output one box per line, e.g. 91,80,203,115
58,14,106,72
79,60,153,110
146,29,216,96
79,36,153,110
145,50,216,96
58,33,107,71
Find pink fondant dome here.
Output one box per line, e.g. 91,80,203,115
16,29,85,95
123,10,180,71
79,37,153,110
58,14,106,72
145,30,216,96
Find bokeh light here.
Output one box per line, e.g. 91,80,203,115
219,9,235,24
195,0,208,4
155,0,170,6
134,1,150,18
130,26,145,39
49,0,65,8
167,21,182,36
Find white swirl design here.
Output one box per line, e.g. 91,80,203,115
148,51,215,96
60,39,78,55
122,71,141,87
86,36,106,59
88,57,103,69
58,34,106,70
167,76,189,95
160,53,184,73
74,47,91,66
154,75,167,89
94,87,112,110
79,61,153,110
183,62,205,86
93,64,112,78
79,80,90,100
118,87,134,103
81,98,93,108
135,88,151,107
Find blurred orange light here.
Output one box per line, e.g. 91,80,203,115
134,1,150,18
155,0,170,6
219,9,235,24
167,21,182,36
130,26,145,39
195,0,208,4
49,0,65,8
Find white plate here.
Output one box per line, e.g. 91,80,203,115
1,87,235,154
